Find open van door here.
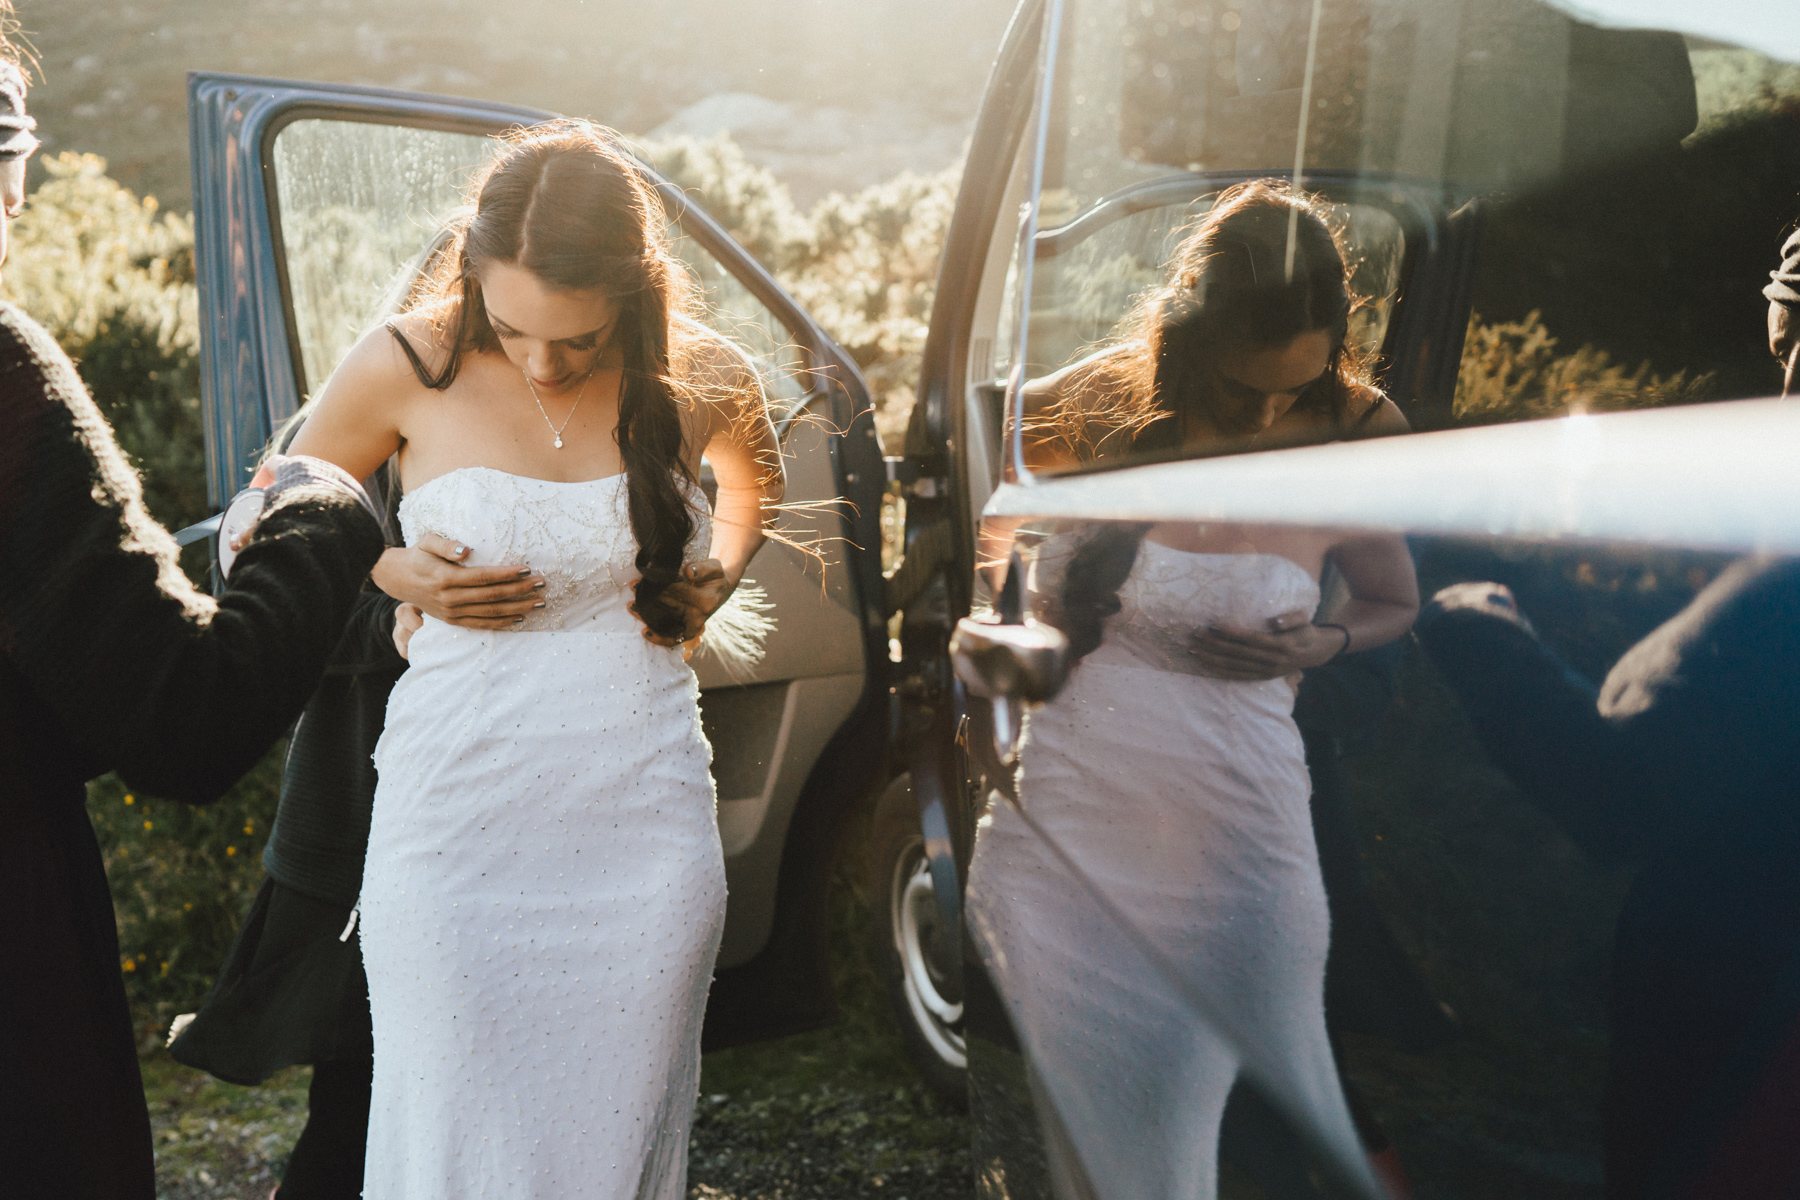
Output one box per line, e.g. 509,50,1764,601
186,72,892,1047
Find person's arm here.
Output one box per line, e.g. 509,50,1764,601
284,322,413,481
290,323,545,631
328,588,407,674
648,338,783,645
370,535,543,630
0,307,385,803
1415,581,1645,862
698,373,781,590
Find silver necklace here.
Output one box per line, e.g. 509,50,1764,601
524,367,597,449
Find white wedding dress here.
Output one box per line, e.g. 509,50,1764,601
361,466,727,1199
964,539,1367,1199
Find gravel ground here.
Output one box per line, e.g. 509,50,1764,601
146,859,973,1200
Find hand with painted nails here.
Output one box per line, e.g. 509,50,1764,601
370,532,545,630
1189,607,1347,681
630,558,735,648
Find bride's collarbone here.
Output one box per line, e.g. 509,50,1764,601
1143,522,1327,577
399,361,630,485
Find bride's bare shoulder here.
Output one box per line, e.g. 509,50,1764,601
321,308,450,400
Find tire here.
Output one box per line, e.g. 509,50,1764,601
870,775,969,1107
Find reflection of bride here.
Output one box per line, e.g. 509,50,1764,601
286,122,781,1197
965,182,1418,1198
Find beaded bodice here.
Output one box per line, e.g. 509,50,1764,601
1064,537,1320,677
398,466,711,634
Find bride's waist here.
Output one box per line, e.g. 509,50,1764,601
408,609,681,666
436,593,639,636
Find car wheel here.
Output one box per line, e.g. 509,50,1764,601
871,775,968,1107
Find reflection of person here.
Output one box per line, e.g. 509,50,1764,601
965,182,1418,1199
283,121,781,1195
1766,226,1799,396
1020,178,1409,467
1417,563,1800,1200
0,51,387,1200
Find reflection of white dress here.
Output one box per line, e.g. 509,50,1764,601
965,542,1362,1200
361,467,727,1199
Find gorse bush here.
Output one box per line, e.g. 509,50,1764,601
87,764,284,1050
3,152,208,535
642,133,957,445
1454,309,1714,424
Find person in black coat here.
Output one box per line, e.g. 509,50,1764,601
1416,559,1800,1199
0,57,388,1200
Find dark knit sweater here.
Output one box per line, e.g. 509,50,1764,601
0,302,385,1200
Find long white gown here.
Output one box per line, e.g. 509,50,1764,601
964,540,1367,1200
361,466,728,1199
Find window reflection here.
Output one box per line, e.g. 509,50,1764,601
965,515,1418,1197
1018,180,1407,471
966,529,1800,1196
1006,0,1799,478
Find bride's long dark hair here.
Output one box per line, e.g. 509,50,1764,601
404,120,700,639
1051,180,1371,662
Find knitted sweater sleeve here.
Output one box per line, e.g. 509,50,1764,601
0,303,386,802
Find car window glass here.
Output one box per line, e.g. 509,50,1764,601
271,119,496,400
666,226,812,421
1005,0,1799,479
965,512,1800,1195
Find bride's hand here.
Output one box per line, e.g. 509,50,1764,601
630,559,735,648
1190,608,1346,680
371,534,546,630
392,603,424,660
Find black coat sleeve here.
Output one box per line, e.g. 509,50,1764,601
0,303,386,802
326,587,405,675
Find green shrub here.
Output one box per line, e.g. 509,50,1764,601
88,758,284,1050
641,134,959,446
1,152,207,535
1454,309,1713,424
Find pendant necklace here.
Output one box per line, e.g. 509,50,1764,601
524,366,597,449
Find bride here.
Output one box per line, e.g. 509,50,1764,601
287,120,781,1197
965,181,1418,1197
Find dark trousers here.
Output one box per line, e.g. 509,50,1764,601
277,1057,373,1199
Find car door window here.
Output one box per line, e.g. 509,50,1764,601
271,119,496,400
999,0,1797,481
